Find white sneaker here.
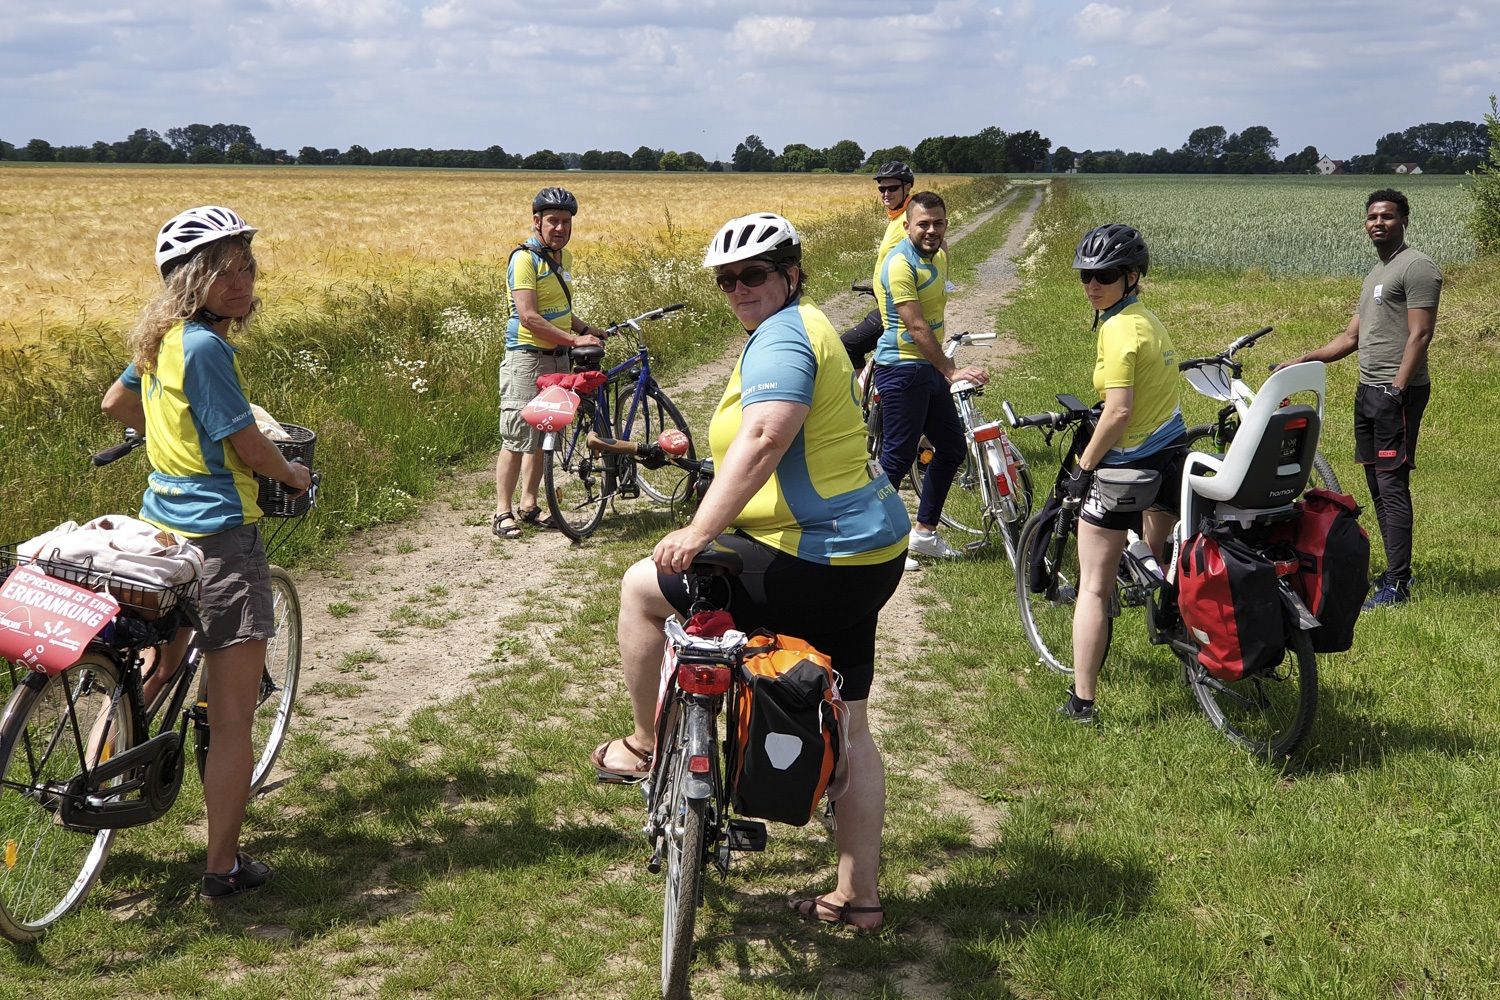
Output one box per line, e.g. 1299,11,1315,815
904,556,921,572
908,529,961,559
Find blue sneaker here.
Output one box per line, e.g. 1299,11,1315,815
1362,580,1411,611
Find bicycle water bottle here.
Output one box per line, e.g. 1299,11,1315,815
1126,537,1164,581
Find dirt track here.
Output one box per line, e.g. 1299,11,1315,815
288,183,1047,767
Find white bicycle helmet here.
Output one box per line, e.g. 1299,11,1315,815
702,212,801,268
155,206,257,278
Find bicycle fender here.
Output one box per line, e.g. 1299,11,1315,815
541,431,559,451
684,703,715,801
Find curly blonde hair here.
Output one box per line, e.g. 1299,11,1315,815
128,236,259,376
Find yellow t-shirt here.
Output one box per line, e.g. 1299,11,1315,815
1092,299,1186,458
709,302,910,565
505,239,574,349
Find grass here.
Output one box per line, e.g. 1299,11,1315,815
7,175,1495,997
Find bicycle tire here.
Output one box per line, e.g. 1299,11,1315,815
621,384,695,505
1312,452,1341,493
659,711,707,1000
1015,508,1087,675
543,399,609,541
997,461,1036,569
0,656,132,943
915,448,985,536
1186,623,1318,760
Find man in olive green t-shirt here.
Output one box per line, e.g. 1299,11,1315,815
1278,188,1440,609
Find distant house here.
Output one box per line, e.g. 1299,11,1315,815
1316,155,1346,175
1393,162,1423,174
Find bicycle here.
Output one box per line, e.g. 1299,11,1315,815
0,430,313,942
638,545,767,1000
542,303,695,541
1012,330,1328,758
860,330,1031,559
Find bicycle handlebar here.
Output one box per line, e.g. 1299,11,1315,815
1178,325,1275,372
91,432,144,467
606,303,687,335
585,431,711,476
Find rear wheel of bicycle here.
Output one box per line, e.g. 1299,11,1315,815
914,448,985,537
1186,626,1318,760
996,461,1036,568
1015,508,1089,675
544,401,609,541
621,384,695,505
659,733,706,999
0,656,132,943
1312,452,1341,493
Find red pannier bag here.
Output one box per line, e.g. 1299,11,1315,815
1177,528,1286,681
1275,488,1369,653
727,632,848,827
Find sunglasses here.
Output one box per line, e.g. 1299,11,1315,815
877,184,905,194
1079,267,1125,285
714,264,778,292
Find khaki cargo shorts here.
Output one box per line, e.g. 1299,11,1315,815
498,349,570,452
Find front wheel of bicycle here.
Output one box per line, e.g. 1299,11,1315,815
622,384,695,505
1015,508,1089,675
659,723,707,1000
1185,625,1318,760
0,656,132,943
544,401,609,541
1311,452,1341,493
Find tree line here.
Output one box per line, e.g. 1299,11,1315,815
1064,120,1490,175
2,118,1488,176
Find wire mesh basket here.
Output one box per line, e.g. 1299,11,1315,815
255,423,316,517
1,545,198,621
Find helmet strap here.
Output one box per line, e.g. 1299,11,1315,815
197,306,230,325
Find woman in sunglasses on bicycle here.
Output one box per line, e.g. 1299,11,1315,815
1060,224,1186,724
100,206,310,900
595,212,910,931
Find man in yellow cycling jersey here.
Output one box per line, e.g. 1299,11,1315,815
493,187,604,539
840,160,916,369
872,192,988,564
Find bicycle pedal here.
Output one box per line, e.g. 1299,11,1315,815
726,818,767,852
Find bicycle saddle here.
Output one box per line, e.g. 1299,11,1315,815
570,344,606,367
689,543,743,578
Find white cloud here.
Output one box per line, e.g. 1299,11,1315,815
270,0,403,30
1120,73,1147,90
1439,58,1500,84
1073,3,1128,41
1068,54,1098,69
730,16,814,53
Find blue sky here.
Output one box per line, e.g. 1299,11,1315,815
2,0,1496,160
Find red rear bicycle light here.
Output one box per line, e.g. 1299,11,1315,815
972,422,1001,443
688,755,712,774
677,663,731,695
1272,558,1299,578
1284,417,1308,431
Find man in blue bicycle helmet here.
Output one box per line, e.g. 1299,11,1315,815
493,186,604,539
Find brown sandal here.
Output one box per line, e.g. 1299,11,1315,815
591,736,653,783
788,894,884,932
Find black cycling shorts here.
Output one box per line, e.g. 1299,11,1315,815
657,532,905,702
1079,442,1187,532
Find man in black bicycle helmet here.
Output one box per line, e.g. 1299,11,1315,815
839,160,919,369
493,187,603,540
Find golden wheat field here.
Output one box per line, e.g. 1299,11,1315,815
0,164,901,344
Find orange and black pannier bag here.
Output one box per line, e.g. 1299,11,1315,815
727,631,848,826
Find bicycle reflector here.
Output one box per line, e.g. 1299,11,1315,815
658,429,690,456
688,755,712,774
677,662,731,695
972,421,1002,443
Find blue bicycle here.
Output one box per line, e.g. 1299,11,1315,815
542,303,695,541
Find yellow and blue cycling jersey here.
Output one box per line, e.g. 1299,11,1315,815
871,210,909,285
710,302,910,566
873,239,947,366
119,320,261,536
505,238,574,350
1092,297,1187,462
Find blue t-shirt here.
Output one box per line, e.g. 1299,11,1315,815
120,320,260,536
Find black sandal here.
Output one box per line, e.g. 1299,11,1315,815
517,506,543,524
491,511,522,539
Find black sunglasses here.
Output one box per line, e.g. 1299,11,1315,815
714,264,778,292
876,183,905,194
1079,267,1125,285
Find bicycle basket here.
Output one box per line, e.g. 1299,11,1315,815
255,423,316,517
1,544,198,622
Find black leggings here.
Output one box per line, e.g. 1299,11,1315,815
840,309,883,369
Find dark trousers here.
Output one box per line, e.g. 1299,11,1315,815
1354,381,1431,583
874,363,965,528
840,309,883,369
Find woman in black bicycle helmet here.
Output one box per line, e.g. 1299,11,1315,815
1059,223,1185,724
100,206,310,901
